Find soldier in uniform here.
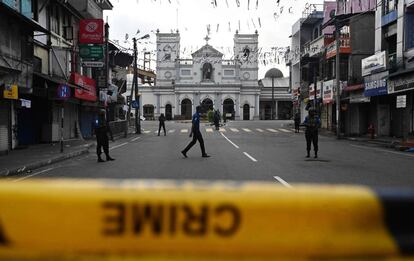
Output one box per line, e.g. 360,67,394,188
95,110,115,163
303,108,321,158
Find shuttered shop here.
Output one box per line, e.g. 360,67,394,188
0,101,10,153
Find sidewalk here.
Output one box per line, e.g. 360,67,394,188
0,139,93,177
318,129,414,151
0,128,135,177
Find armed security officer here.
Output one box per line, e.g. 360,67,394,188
303,108,321,158
181,106,210,158
95,110,115,163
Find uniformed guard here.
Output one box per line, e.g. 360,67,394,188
303,108,321,158
181,106,210,158
95,110,115,163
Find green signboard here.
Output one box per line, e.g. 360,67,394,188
79,45,104,59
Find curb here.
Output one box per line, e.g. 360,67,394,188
0,144,92,177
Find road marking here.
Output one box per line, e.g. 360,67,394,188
154,131,159,134
273,176,292,188
181,129,188,133
350,144,414,158
220,133,239,149
12,168,55,182
256,128,264,132
219,128,226,132
242,128,252,133
230,128,239,132
168,129,176,133
279,128,291,133
131,137,141,142
267,128,278,133
206,128,213,133
143,130,151,134
243,152,258,162
109,142,128,151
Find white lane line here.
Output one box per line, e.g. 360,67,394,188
230,128,239,132
13,168,54,182
242,128,252,133
350,144,414,158
279,128,291,133
143,130,151,134
256,128,264,133
219,128,226,132
154,130,159,134
220,132,240,149
109,142,128,151
168,129,176,133
273,176,292,188
243,152,258,162
206,128,213,132
181,129,189,133
267,128,278,133
131,137,141,142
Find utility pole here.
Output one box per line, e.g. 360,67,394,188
335,22,341,139
271,77,275,120
133,38,141,134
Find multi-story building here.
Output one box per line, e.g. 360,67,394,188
361,0,414,138
0,0,48,153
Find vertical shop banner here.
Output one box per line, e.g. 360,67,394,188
79,19,104,44
71,73,97,102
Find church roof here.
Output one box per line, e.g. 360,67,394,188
192,44,223,58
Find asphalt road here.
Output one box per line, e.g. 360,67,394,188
9,120,414,188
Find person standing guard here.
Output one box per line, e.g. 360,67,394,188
303,108,321,158
158,113,166,136
95,110,115,163
294,112,301,133
181,106,210,158
213,110,220,131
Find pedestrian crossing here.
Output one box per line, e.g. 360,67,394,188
143,127,295,135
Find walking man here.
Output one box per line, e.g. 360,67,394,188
158,113,166,136
303,108,321,158
95,110,115,163
181,106,210,158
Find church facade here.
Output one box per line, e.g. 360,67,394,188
140,30,261,120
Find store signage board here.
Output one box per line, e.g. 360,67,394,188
3,84,18,100
79,19,104,44
361,51,386,76
396,95,406,108
82,61,105,68
71,73,97,102
56,84,71,100
79,45,104,59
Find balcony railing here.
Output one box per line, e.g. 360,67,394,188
326,37,351,59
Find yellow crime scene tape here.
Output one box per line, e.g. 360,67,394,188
0,179,413,260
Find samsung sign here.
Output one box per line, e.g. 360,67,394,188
361,51,387,76
364,71,388,97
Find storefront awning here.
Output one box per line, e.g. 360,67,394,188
0,4,49,34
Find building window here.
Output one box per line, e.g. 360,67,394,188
383,0,398,15
62,12,72,40
50,4,60,35
406,8,414,50
181,69,191,76
223,69,234,76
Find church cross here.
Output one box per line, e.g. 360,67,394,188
204,35,210,45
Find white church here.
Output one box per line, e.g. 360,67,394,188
139,30,292,121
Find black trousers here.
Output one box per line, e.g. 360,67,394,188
183,131,206,155
97,134,109,157
305,131,318,153
158,122,166,135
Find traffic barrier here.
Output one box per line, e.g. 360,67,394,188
0,179,413,260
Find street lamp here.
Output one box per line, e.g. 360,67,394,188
132,34,150,134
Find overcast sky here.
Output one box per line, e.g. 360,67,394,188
105,0,323,78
